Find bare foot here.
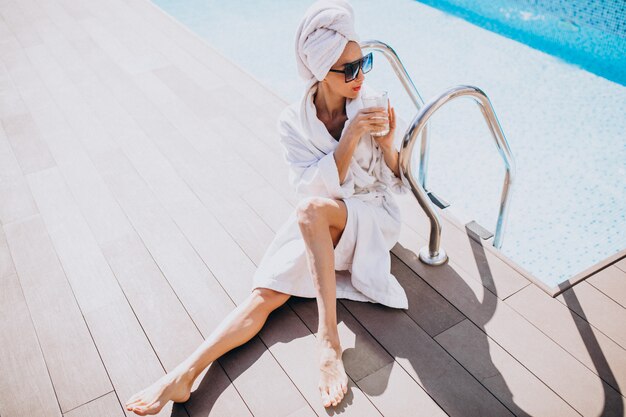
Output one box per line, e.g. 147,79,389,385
125,367,195,415
317,338,349,408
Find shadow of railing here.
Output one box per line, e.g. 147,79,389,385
337,235,533,416
560,289,625,415
177,230,624,417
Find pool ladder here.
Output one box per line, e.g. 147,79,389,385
360,40,516,266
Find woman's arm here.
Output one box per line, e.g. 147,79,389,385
333,133,360,184
335,106,390,183
380,145,401,179
278,111,356,199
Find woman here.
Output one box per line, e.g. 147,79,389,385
125,0,410,414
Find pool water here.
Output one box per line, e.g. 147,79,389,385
150,0,626,288
417,0,626,86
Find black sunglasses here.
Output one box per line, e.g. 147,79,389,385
328,52,373,82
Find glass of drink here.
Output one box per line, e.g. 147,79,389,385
362,90,389,137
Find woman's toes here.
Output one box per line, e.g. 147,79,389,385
135,406,149,416
330,387,339,406
332,388,341,404
131,405,146,415
323,394,332,407
320,387,330,407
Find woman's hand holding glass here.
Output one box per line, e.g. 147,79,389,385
342,106,389,143
370,98,396,152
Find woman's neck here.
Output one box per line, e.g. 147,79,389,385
313,81,346,120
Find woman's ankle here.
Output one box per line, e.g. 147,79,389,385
171,363,199,385
317,329,341,349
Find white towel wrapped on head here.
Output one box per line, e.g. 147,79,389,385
295,0,360,88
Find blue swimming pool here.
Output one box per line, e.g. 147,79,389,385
417,0,626,86
150,0,626,288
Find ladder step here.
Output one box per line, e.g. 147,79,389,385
465,220,494,241
426,191,450,209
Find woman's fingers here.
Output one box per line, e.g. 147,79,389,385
361,106,387,114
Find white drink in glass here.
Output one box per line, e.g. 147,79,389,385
362,90,389,137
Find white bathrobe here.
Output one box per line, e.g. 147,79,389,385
251,82,412,309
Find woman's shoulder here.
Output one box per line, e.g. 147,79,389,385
276,101,302,133
278,101,299,121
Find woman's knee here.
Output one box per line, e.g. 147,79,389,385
296,197,338,230
251,287,291,311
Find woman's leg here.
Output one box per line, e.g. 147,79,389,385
125,288,291,416
296,197,350,408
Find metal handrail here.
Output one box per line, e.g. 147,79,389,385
360,40,516,266
359,40,447,265
400,86,516,254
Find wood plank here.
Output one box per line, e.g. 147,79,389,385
25,166,191,417
1,112,56,175
149,66,296,205
20,10,316,416
289,296,448,416
506,283,626,395
0,272,62,417
357,362,447,417
435,318,579,416
128,69,275,264
182,360,254,417
391,253,465,337
148,62,282,156
587,265,626,309
0,75,28,118
340,296,513,416
22,43,118,158
63,392,123,417
17,5,260,415
394,192,530,299
0,0,42,48
27,17,261,307
0,174,40,226
259,303,385,416
66,27,274,265
82,300,187,417
91,148,233,334
48,0,89,22
206,113,299,207
25,167,128,314
91,149,310,414
393,225,625,416
77,0,223,94
0,226,16,278
0,86,40,226
0,114,24,178
2,5,212,374
284,406,319,417
291,298,396,383
241,184,295,233
101,232,206,370
85,0,296,204
556,281,626,350
35,1,270,268
4,1,624,417
4,214,112,412
108,0,288,177
120,0,286,121
218,334,315,417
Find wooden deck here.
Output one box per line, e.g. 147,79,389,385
0,0,625,416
